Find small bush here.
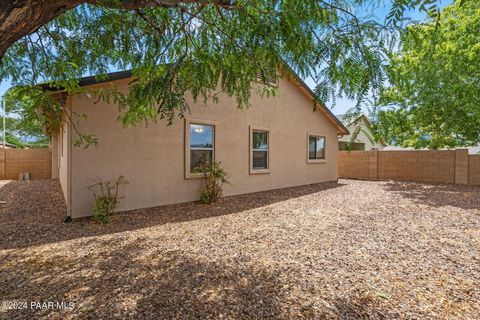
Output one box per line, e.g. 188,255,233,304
198,160,229,204
88,176,128,223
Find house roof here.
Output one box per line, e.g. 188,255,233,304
336,113,386,146
336,113,371,127
43,67,349,135
336,114,349,125
280,66,348,136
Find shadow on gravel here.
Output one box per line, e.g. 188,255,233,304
318,296,394,320
384,181,480,210
0,180,345,250
1,241,395,319
0,244,288,319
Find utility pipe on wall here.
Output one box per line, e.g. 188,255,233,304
1,99,5,179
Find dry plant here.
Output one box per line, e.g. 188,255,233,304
87,175,128,223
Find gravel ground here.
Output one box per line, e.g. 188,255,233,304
0,179,479,319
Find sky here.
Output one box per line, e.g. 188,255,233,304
305,0,454,116
0,0,454,115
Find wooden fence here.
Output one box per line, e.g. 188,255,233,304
339,149,480,186
0,148,52,180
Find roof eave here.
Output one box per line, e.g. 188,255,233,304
279,65,349,136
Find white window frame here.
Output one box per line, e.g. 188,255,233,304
185,118,216,179
307,132,327,164
249,125,270,174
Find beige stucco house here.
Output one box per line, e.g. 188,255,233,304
337,114,385,151
50,70,348,218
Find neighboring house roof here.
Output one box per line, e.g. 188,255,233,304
336,113,386,147
42,67,349,136
336,113,371,128
336,114,387,147
335,114,349,125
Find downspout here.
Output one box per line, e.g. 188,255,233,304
2,99,6,179
63,96,73,223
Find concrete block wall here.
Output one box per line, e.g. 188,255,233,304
0,148,52,180
469,155,480,186
339,149,479,186
377,150,455,184
455,149,469,185
338,151,374,180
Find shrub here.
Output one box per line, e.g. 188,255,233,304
198,160,229,204
88,176,128,223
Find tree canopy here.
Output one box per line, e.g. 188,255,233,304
0,0,449,146
376,0,480,149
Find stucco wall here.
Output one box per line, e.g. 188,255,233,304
69,77,340,217
0,148,51,179
51,133,59,179
58,118,71,212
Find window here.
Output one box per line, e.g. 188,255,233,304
250,127,270,173
308,134,326,162
187,122,214,175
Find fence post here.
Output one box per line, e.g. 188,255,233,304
369,150,378,180
455,149,469,185
0,149,7,179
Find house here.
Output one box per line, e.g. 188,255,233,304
336,114,385,151
49,69,348,218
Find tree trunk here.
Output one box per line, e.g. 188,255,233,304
0,1,88,59
0,0,233,61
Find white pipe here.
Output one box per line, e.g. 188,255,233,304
2,99,5,180
2,99,5,149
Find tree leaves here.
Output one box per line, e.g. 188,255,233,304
0,0,448,145
376,0,480,149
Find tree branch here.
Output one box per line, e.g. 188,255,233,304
0,0,234,61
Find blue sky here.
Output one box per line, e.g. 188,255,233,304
305,0,454,115
0,0,454,114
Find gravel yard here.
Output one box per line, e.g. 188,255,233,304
0,179,479,319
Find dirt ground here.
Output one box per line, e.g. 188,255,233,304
0,179,478,319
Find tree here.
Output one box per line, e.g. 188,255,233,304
0,0,445,146
376,0,480,149
0,116,47,148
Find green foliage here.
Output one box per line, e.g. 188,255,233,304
376,0,480,149
3,87,51,143
341,113,380,150
5,132,25,148
198,160,229,204
387,0,441,26
0,0,429,146
0,1,449,146
88,176,128,223
91,195,116,224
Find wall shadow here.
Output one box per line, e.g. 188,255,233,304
383,180,480,210
0,244,288,319
318,295,393,320
1,240,394,319
0,180,345,250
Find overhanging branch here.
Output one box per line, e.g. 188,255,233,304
0,0,234,61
